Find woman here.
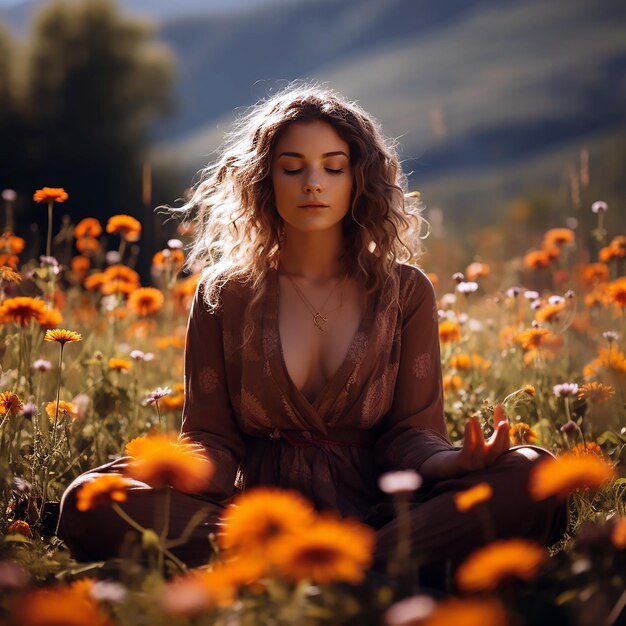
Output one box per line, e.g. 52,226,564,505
57,84,567,574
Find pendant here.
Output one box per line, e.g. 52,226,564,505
313,312,328,333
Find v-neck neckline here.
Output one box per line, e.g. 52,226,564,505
266,267,374,418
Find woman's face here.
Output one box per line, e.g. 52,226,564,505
271,120,354,235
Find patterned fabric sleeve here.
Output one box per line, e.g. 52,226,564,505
180,284,246,502
374,266,456,473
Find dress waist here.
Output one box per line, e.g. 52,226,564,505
249,427,375,449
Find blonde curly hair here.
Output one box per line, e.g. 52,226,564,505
172,82,425,320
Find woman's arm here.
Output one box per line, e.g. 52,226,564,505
181,285,246,502
374,267,509,482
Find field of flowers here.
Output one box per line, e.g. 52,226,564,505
0,187,624,626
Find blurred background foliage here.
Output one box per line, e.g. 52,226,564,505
0,0,625,273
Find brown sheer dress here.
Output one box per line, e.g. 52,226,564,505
58,265,568,569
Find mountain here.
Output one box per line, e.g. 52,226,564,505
2,0,626,225
154,0,626,222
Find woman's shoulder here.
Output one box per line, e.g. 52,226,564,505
194,269,263,315
396,263,435,304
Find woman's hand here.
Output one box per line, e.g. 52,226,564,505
454,405,510,473
418,406,511,481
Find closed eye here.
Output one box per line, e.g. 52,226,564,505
282,168,344,175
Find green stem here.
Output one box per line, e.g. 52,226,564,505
158,487,171,573
111,502,186,572
155,401,162,432
51,344,64,448
46,201,53,258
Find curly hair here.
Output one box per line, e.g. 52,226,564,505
172,82,425,321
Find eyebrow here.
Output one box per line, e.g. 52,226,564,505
277,151,349,159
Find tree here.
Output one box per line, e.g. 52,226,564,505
20,0,175,223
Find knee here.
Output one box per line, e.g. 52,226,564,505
57,472,140,561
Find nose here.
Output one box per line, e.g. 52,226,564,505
303,179,321,193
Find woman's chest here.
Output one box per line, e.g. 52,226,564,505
277,277,364,402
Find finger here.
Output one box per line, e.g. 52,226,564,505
486,422,510,463
465,417,477,449
472,416,486,448
469,417,485,466
494,403,508,426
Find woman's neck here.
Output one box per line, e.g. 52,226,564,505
279,226,345,282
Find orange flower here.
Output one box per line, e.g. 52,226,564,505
524,250,551,269
38,307,63,329
612,517,626,550
443,374,463,394
456,539,545,592
108,358,132,371
423,598,509,626
0,254,19,268
74,217,102,239
103,264,140,284
0,297,48,326
13,586,113,626
272,516,374,584
163,557,265,615
67,578,96,598
76,237,100,255
0,231,25,254
45,400,78,421
128,287,164,316
583,347,626,379
576,263,609,287
106,214,141,241
101,280,136,298
542,244,560,261
7,520,32,537
454,483,493,512
125,433,214,492
439,320,460,343
600,236,626,262
509,422,538,445
449,353,470,369
543,227,575,248
0,391,23,415
33,187,68,203
84,272,107,291
578,382,615,403
584,283,610,308
71,256,91,274
465,262,490,281
529,454,617,500
76,474,132,511
159,393,185,412
124,319,157,340
566,442,605,458
515,327,561,351
608,277,626,308
470,353,491,370
219,487,316,556
523,384,536,395
535,302,565,324
156,335,186,349
425,272,439,288
448,353,491,371
0,265,21,284
153,249,185,272
44,328,82,345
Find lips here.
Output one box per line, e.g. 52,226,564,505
298,202,329,208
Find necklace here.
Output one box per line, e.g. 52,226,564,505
283,272,346,334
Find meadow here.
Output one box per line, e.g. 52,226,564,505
0,187,624,626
